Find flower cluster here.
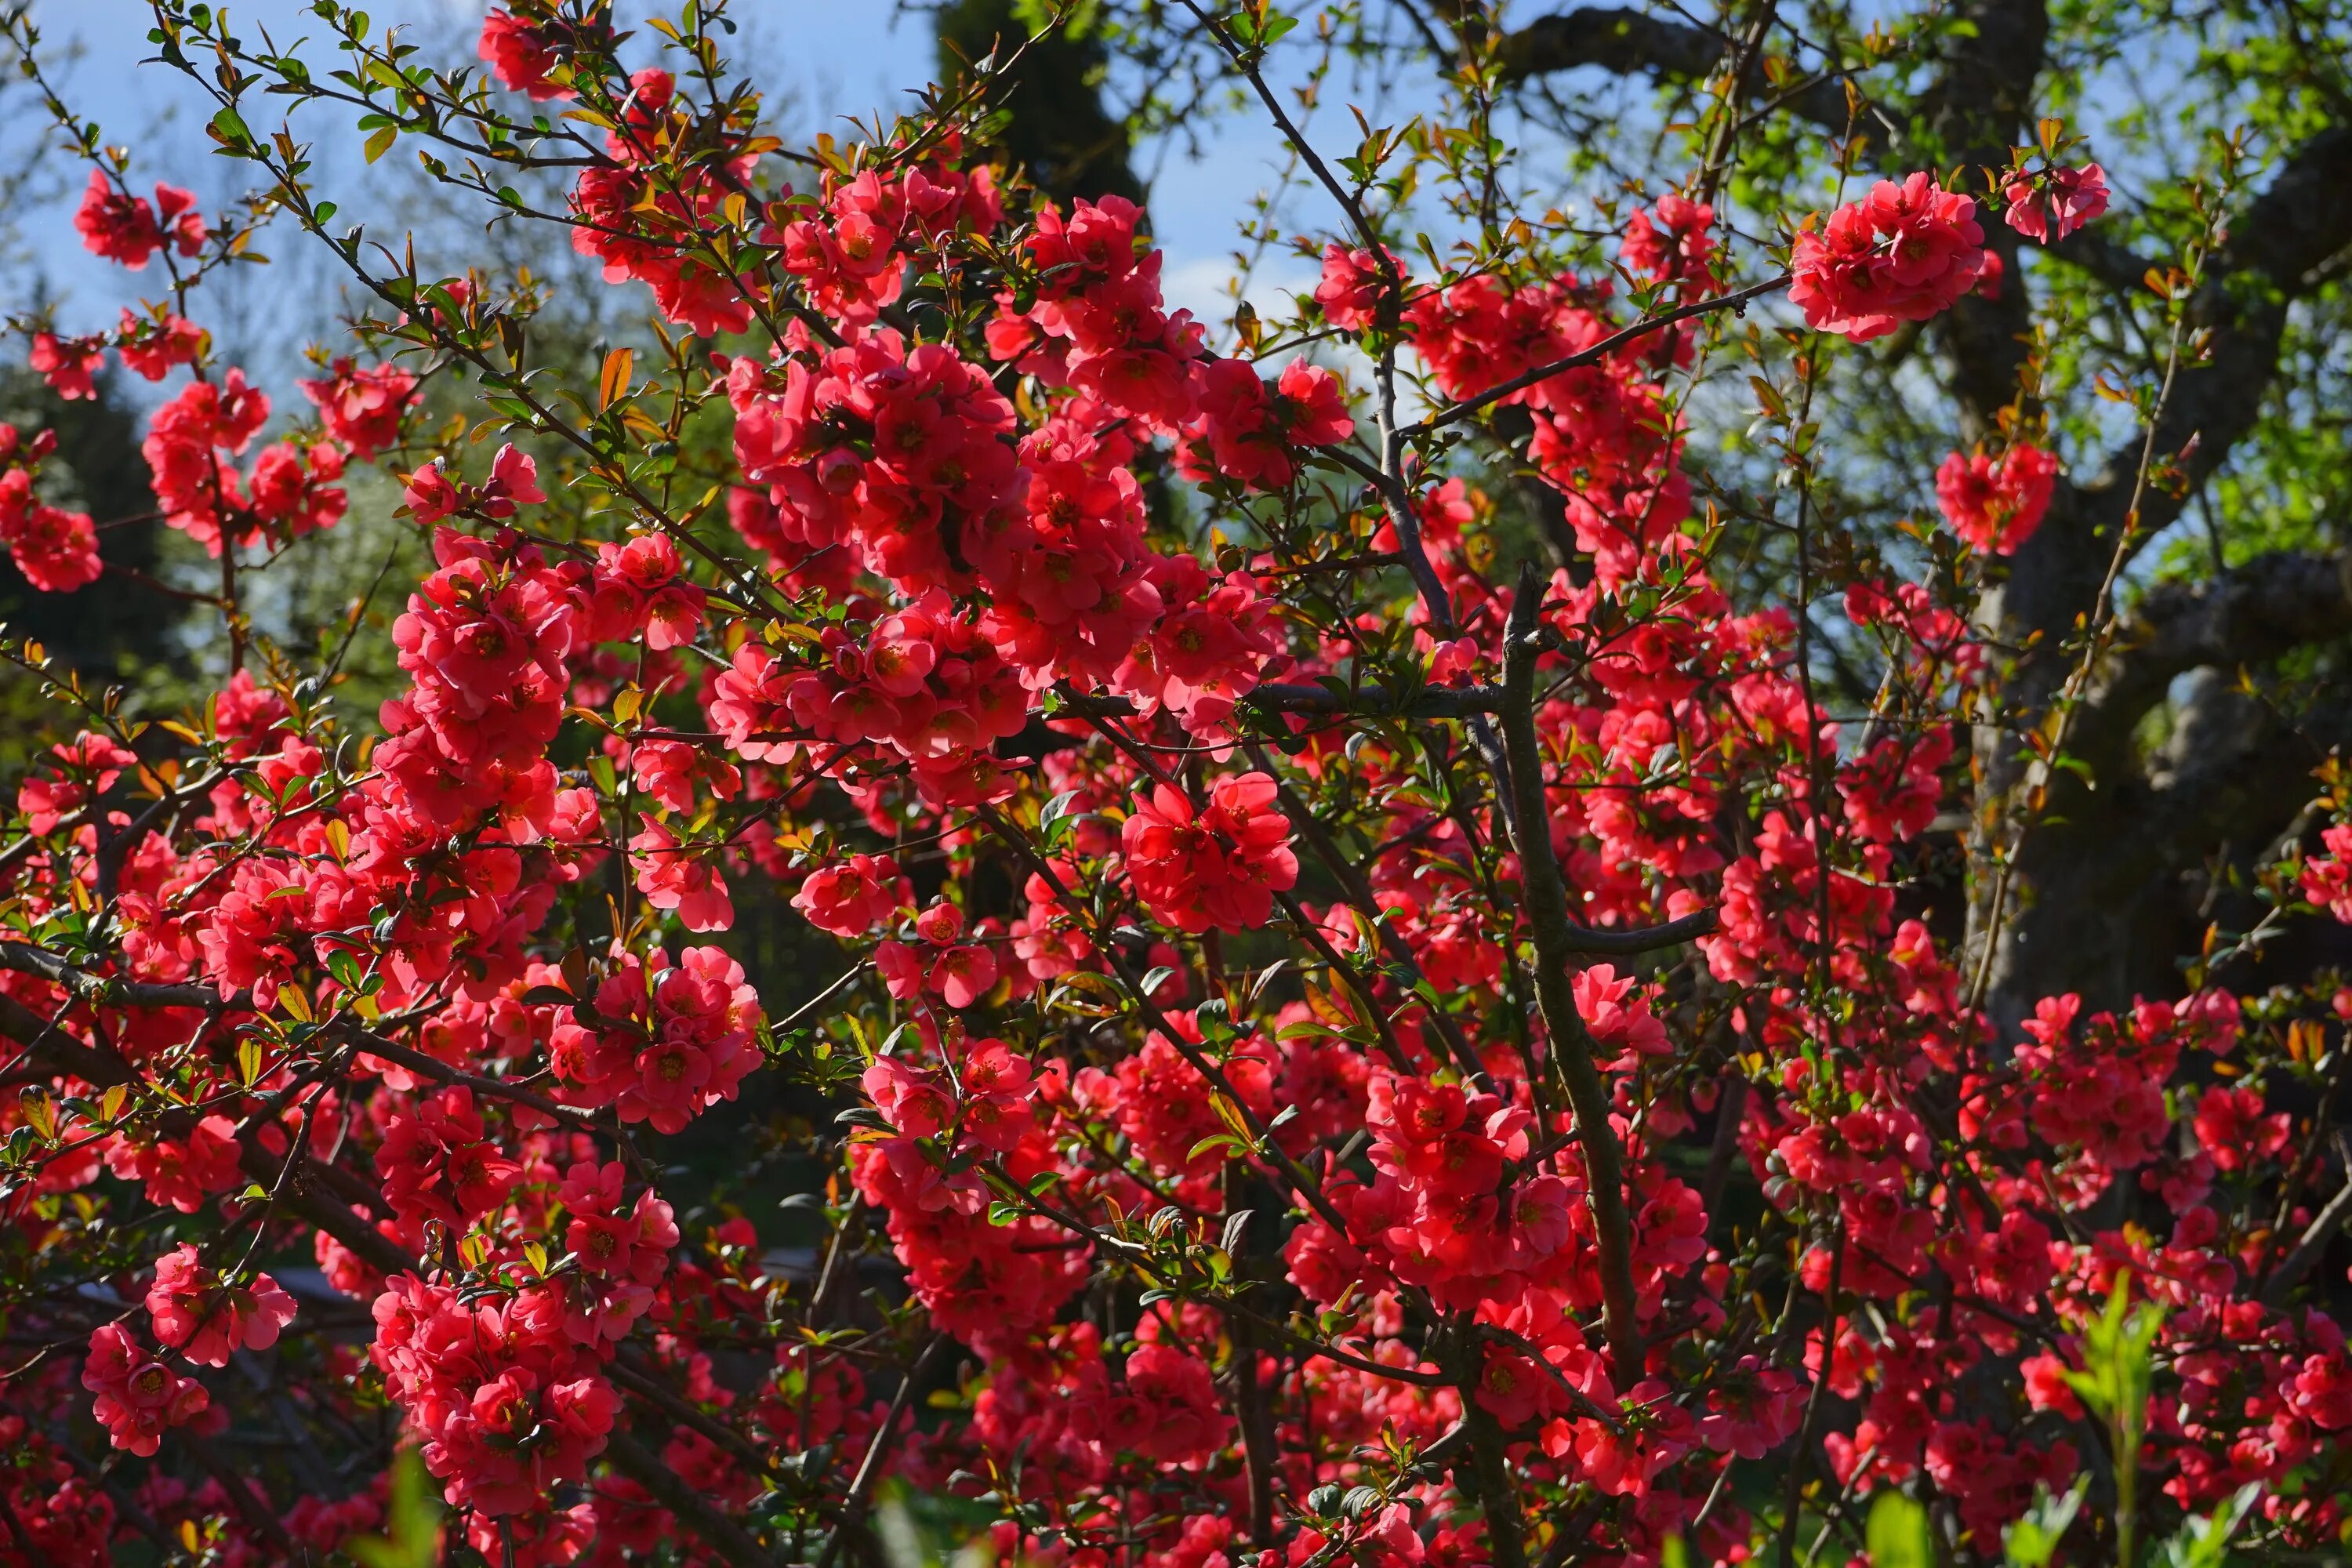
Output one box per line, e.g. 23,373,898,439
0,423,99,591
2,16,2340,1567
547,947,763,1133
2005,161,2111,243
71,169,205,269
372,1276,620,1515
144,1245,300,1367
1936,441,2060,555
1789,172,1989,341
81,1326,209,1457
1121,771,1301,933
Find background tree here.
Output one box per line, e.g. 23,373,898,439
933,0,1145,205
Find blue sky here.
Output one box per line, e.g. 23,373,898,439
6,0,1338,358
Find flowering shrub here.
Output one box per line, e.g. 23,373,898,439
0,5,2343,1568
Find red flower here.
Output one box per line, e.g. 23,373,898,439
2302,822,2352,920
0,495,100,593
630,816,735,933
1789,172,1987,341
118,310,207,381
1621,192,1721,292
480,9,572,100
1316,241,1401,331
1936,443,2058,555
1184,358,1353,489
2005,161,2110,243
548,947,762,1134
28,332,103,401
793,853,909,937
299,358,417,459
559,1160,680,1286
82,1325,209,1456
1117,1341,1232,1465
1121,771,1298,933
146,1244,299,1367
74,170,155,264
2191,1085,2289,1172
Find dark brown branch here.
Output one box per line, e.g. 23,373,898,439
818,1336,949,1568
2259,1168,2352,1308
610,1352,781,1484
1497,563,1644,1387
1058,680,1504,722
0,982,414,1277
1463,1392,1530,1568
2060,124,2352,587
604,1428,778,1568
180,1426,299,1558
1498,9,1727,91
2044,225,2165,296
1556,907,1719,954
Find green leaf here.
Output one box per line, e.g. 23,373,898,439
350,1450,442,1568
2154,1482,2262,1568
2002,1479,2086,1567
363,125,397,164
1865,1492,1932,1568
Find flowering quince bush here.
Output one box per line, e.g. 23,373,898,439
0,3,2346,1567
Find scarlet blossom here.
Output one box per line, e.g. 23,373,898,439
28,332,104,401
2303,822,2352,920
403,461,460,524
2005,162,2111,243
1185,358,1353,489
144,1244,299,1367
1121,771,1298,933
1621,192,1721,292
1974,248,2006,299
0,493,101,593
103,1114,243,1213
928,942,999,1007
15,729,137,833
117,310,206,380
370,1276,619,1513
1316,242,1403,331
479,9,573,100
1116,1341,1232,1465
403,443,545,525
82,1325,209,1456
299,358,417,459
1789,172,1987,341
559,1161,680,1286
377,1086,524,1238
1935,443,2059,555
1573,964,1670,1066
547,946,763,1134
630,816,735,932
2191,1085,2289,1172
72,170,204,268
863,1054,953,1138
142,369,282,554
793,853,909,936
596,532,704,649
